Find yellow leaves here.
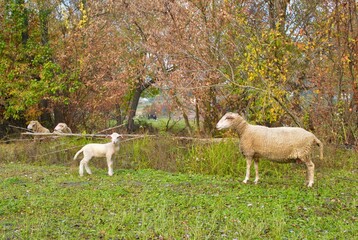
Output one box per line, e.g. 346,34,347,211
295,42,305,50
235,27,293,124
342,55,351,64
60,6,70,30
78,2,88,29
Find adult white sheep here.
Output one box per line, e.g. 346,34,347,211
27,120,50,133
73,132,122,176
53,123,72,134
216,112,323,187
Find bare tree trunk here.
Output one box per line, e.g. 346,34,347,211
38,5,54,127
39,8,50,45
19,0,29,45
115,104,123,125
182,112,192,135
127,78,155,132
195,99,200,131
203,87,219,134
267,0,290,33
39,99,52,128
347,0,358,114
53,106,65,124
127,85,142,133
174,95,192,135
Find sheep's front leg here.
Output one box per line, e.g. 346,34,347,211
254,158,259,184
106,154,114,176
243,156,253,184
304,159,315,187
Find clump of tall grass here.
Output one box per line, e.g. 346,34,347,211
119,135,190,172
119,136,246,178
0,136,105,166
179,139,243,177
1,135,356,178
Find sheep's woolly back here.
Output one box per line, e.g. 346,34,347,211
217,112,323,187
27,120,50,133
242,125,319,160
54,123,72,134
74,132,121,177
73,132,121,160
216,112,323,161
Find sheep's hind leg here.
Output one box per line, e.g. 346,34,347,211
243,156,253,184
79,157,92,176
79,159,85,176
254,158,259,184
84,159,92,175
304,158,315,187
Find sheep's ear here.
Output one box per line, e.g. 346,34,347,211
227,112,238,119
238,110,246,118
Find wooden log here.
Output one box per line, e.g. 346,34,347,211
21,132,157,138
20,132,236,143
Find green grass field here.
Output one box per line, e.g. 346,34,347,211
0,135,357,239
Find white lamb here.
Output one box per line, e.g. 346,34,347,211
73,132,122,176
53,123,72,134
216,112,323,187
27,120,50,133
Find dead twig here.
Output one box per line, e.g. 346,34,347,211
9,125,33,132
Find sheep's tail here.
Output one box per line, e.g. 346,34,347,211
314,137,324,160
73,148,83,160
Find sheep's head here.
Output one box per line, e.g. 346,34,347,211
54,123,72,133
27,121,39,131
216,112,241,130
109,132,122,144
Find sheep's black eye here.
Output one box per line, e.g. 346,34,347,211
226,116,234,120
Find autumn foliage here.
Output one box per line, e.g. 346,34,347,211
0,0,356,145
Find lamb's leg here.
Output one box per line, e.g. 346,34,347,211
84,158,92,175
243,156,252,184
254,158,259,184
79,157,92,176
304,158,315,187
106,155,114,176
79,159,85,176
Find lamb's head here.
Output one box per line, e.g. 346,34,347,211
109,132,122,144
27,121,39,132
54,123,72,133
216,112,243,130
